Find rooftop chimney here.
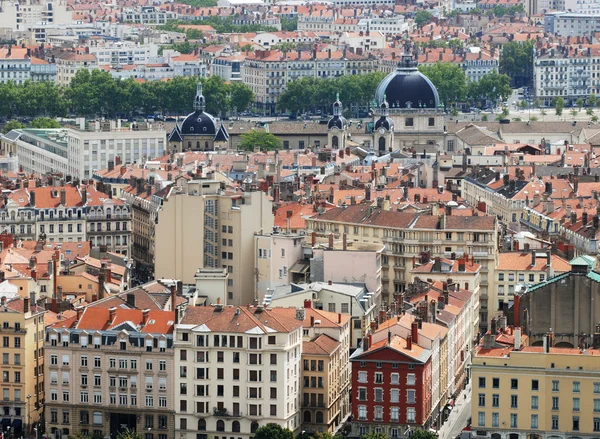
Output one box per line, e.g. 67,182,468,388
406,335,412,350
514,327,521,350
411,321,418,344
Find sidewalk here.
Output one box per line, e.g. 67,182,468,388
438,381,472,439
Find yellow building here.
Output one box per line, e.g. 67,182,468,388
471,336,600,439
0,295,46,437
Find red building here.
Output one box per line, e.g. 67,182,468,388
350,333,432,439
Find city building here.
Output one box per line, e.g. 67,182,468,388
154,179,273,306
167,83,229,153
55,52,98,86
471,333,600,439
515,255,600,348
6,124,165,179
0,47,31,85
544,12,600,37
305,205,498,332
0,295,46,438
212,55,244,83
88,42,160,67
174,304,303,439
349,331,433,438
44,306,175,439
0,0,72,32
120,6,177,25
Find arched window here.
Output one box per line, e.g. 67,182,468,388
216,420,225,432
316,411,324,424
10,211,15,220
232,421,240,433
303,411,311,423
187,141,192,150
106,208,112,219
196,141,200,150
332,136,339,148
197,419,206,431
379,137,386,152
251,421,259,433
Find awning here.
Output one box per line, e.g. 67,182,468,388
289,260,310,274
11,419,21,429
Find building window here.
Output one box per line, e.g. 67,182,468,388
492,394,499,407
407,407,416,423
573,398,580,412
532,380,539,391
573,416,580,431
478,394,485,407
358,405,367,421
405,118,414,127
594,417,600,432
478,412,485,427
531,414,538,429
552,415,559,430
531,395,538,409
510,413,518,428
511,395,518,408
552,396,559,410
573,381,580,392
428,117,435,127
552,380,559,391
511,378,518,389
479,377,486,388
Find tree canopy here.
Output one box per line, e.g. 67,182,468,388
552,96,565,116
415,10,434,27
419,63,467,109
2,120,24,134
253,423,294,439
29,117,61,129
158,18,277,34
499,40,534,85
239,130,282,151
0,71,254,118
276,72,386,114
467,71,512,104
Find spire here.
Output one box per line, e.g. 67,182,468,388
380,94,389,117
333,92,342,116
193,81,205,112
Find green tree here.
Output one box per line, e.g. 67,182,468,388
576,97,585,110
2,120,24,134
571,108,578,117
587,94,597,107
419,63,467,109
552,96,565,115
409,431,439,439
281,17,298,31
592,115,599,123
530,115,538,121
587,108,594,116
239,130,282,151
115,429,143,439
533,98,542,108
499,40,534,85
254,423,294,439
229,82,254,113
415,10,434,27
361,433,390,439
519,100,528,109
184,28,203,39
240,43,254,52
468,71,512,105
202,75,230,116
29,117,61,128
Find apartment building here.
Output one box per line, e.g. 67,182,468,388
0,47,31,85
0,0,72,32
120,7,177,25
55,52,98,86
544,12,600,37
564,0,600,13
495,251,571,310
174,304,303,439
44,307,175,439
350,332,433,438
471,337,600,439
534,45,600,105
89,42,159,67
357,16,412,36
212,55,244,83
154,180,273,306
7,125,165,179
305,205,498,332
296,306,351,434
0,296,46,438
242,50,377,115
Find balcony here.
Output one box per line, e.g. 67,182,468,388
213,408,241,417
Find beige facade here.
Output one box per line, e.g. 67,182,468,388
0,296,45,437
174,305,303,439
44,308,175,439
155,180,273,306
300,307,351,434
254,233,305,298
471,342,600,439
306,206,498,332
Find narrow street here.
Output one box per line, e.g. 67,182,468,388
438,382,472,439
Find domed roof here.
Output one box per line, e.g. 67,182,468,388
328,115,346,130
375,116,394,131
328,93,347,130
180,82,217,136
181,111,217,136
375,55,440,110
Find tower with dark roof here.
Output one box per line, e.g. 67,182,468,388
168,81,229,153
374,95,394,155
327,93,348,150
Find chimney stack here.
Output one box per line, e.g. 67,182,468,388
411,321,418,344
406,335,412,350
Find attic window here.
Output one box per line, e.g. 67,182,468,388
190,127,194,131
147,319,155,325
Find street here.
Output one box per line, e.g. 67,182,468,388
438,382,472,439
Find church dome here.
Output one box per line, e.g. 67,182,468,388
375,55,440,110
180,82,217,136
327,94,347,130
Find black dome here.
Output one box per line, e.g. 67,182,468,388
328,115,346,130
180,110,217,136
375,116,394,131
375,55,440,110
